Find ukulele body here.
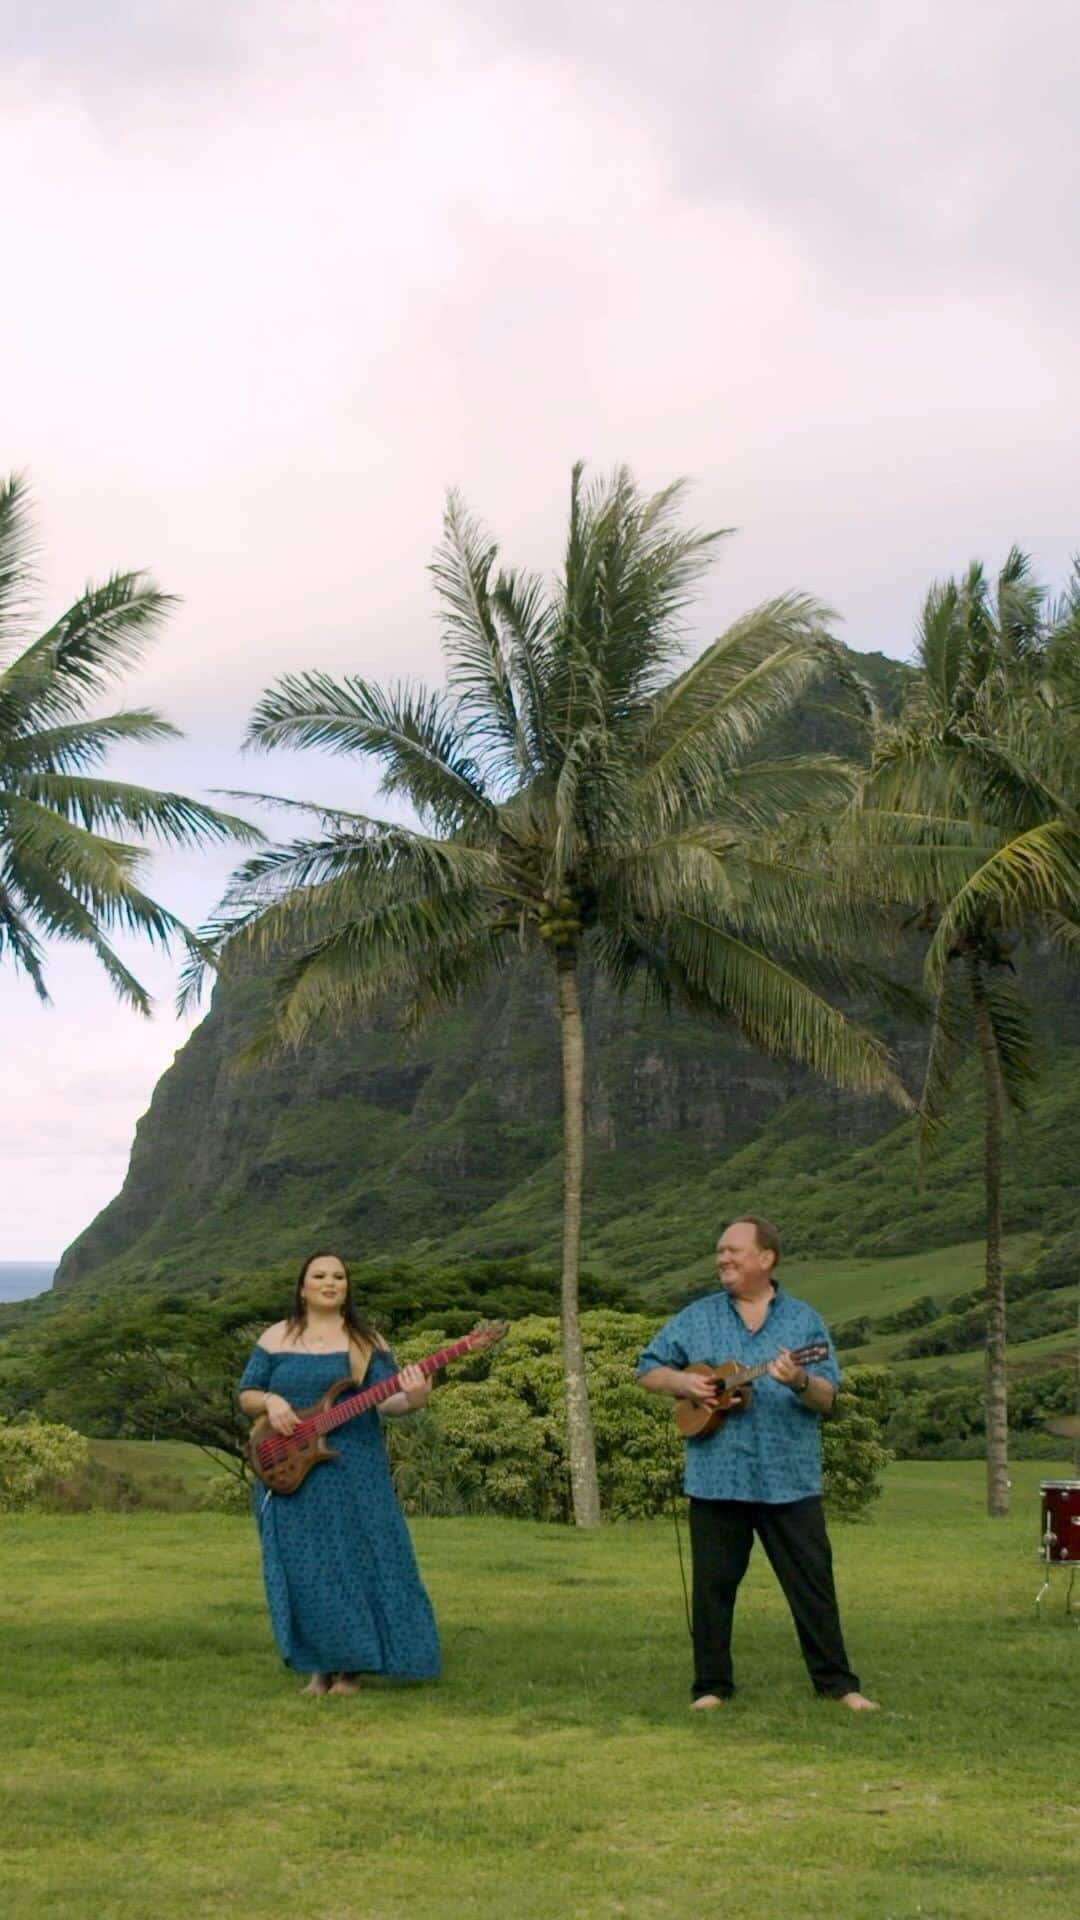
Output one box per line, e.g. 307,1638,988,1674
674,1361,753,1440
248,1377,354,1495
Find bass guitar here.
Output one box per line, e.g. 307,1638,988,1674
249,1320,508,1494
674,1342,829,1440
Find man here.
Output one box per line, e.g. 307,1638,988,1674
637,1214,877,1712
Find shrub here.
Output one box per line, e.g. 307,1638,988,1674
876,1294,938,1335
197,1471,253,1514
832,1315,872,1350
0,1416,89,1511
822,1367,894,1520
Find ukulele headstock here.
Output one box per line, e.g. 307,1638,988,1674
795,1343,830,1365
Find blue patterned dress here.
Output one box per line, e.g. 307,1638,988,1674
238,1343,441,1679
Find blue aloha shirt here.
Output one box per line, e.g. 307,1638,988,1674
636,1285,841,1503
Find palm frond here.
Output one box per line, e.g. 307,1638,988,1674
634,597,830,824
983,971,1037,1117
3,574,179,726
254,890,494,1053
925,819,1080,983
0,472,39,650
0,879,48,998
1043,910,1080,968
915,578,964,712
11,775,260,848
4,710,178,772
246,672,495,833
663,911,912,1105
712,755,856,834
919,964,973,1154
995,546,1044,664
432,491,527,779
490,567,557,770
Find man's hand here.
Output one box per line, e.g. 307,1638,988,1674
768,1348,808,1390
677,1370,720,1403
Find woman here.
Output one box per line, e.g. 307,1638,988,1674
238,1250,441,1695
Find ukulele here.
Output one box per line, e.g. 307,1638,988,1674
674,1342,830,1440
249,1320,508,1494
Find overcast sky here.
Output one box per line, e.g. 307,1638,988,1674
2,0,1078,1260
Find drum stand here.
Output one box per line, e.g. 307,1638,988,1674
1035,1523,1080,1624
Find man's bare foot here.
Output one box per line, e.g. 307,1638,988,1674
328,1674,360,1696
836,1690,879,1711
690,1694,725,1711
300,1674,330,1696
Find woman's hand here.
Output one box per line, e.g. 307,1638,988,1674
399,1363,431,1409
264,1392,298,1436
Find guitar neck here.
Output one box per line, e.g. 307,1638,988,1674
735,1344,821,1386
312,1334,481,1437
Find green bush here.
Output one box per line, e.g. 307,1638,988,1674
822,1367,895,1521
197,1472,253,1514
0,1416,89,1511
876,1294,939,1335
832,1314,872,1350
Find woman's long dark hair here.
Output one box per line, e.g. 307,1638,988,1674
286,1250,384,1378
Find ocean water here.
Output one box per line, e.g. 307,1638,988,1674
0,1262,56,1303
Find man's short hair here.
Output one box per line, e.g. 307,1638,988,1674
730,1214,781,1270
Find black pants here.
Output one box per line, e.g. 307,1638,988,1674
688,1495,859,1699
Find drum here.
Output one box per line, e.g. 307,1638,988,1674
1038,1480,1080,1563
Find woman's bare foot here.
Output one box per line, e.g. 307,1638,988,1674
300,1674,331,1696
836,1690,879,1711
690,1694,725,1711
328,1673,360,1696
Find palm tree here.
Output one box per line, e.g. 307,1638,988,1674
852,551,1080,1515
0,473,257,1008
194,465,911,1525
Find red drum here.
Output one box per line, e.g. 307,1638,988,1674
1039,1481,1080,1563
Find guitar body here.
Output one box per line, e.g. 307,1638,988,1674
674,1361,753,1440
248,1377,355,1494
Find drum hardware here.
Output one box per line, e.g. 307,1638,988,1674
1034,1479,1080,1624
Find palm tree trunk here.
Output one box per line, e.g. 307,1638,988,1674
553,946,601,1527
970,957,1009,1518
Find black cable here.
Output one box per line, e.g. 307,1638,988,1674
667,1459,693,1640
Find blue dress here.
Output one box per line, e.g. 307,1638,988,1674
238,1344,441,1679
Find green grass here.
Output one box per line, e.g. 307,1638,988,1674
2,1462,1077,1919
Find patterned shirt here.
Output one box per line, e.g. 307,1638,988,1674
636,1285,840,1503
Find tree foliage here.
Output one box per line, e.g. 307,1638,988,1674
0,473,256,1006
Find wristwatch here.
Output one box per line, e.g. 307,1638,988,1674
792,1369,810,1394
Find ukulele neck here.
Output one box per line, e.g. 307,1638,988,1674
729,1345,818,1388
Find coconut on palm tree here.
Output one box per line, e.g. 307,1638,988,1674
852,551,1080,1516
194,464,911,1524
0,472,257,1008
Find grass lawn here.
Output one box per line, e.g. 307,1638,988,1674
2,1462,1077,1920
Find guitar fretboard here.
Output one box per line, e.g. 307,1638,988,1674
313,1334,479,1435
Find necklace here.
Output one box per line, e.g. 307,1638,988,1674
300,1321,347,1352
